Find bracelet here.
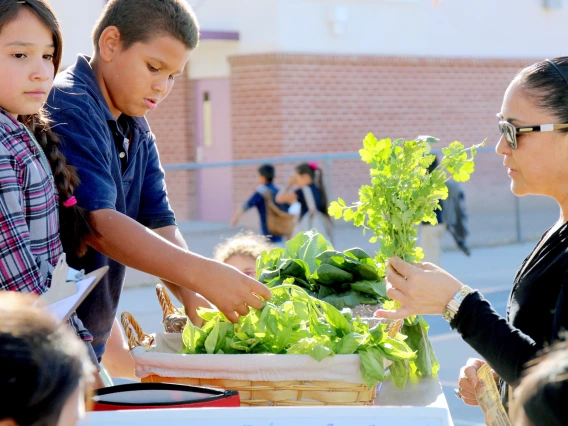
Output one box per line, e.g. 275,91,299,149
442,285,473,323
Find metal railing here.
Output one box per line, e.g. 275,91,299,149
163,146,530,244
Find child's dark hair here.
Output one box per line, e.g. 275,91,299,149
258,164,275,183
510,338,568,426
296,162,330,217
92,0,199,52
515,57,568,134
0,0,97,257
0,292,93,426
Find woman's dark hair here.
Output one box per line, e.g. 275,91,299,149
295,162,330,217
92,0,199,52
515,57,568,133
258,164,275,183
0,292,93,426
0,0,97,257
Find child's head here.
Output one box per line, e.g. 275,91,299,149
214,232,272,278
0,292,93,426
91,0,199,118
258,164,275,185
0,0,62,117
295,162,330,215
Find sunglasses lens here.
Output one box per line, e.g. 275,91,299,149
499,122,516,148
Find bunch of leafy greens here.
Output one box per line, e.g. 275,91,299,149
328,133,482,378
256,230,386,310
181,284,416,389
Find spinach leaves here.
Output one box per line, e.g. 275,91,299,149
181,284,415,389
256,230,386,309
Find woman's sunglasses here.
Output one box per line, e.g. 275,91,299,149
498,118,568,150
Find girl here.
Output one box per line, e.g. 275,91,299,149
0,0,95,351
276,161,333,242
375,57,568,415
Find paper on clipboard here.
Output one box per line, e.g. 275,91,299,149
35,254,108,323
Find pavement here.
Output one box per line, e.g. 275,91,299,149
118,216,539,425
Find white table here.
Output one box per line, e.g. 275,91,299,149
81,378,453,426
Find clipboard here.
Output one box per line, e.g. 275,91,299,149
34,254,108,323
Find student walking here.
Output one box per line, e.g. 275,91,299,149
231,164,288,243
276,162,333,243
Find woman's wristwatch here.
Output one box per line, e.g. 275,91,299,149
442,285,473,322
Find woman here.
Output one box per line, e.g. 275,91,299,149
375,57,568,414
276,162,333,242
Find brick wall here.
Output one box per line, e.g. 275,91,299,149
229,54,540,232
148,54,547,231
146,74,197,221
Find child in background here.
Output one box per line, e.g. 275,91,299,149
0,0,96,361
276,162,333,243
46,0,271,364
231,164,288,243
0,292,93,426
214,231,272,278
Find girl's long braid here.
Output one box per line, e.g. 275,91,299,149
25,113,97,257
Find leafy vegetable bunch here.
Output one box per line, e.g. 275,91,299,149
182,284,415,388
329,133,482,272
328,133,483,378
256,231,386,310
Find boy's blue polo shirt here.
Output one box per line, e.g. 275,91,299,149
45,55,176,359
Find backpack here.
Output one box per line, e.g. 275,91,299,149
293,186,334,244
262,189,296,238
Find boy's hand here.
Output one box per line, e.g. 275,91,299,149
184,293,213,328
195,262,272,323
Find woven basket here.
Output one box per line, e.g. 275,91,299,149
121,311,379,406
120,285,405,407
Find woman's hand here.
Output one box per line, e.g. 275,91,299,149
457,358,499,406
374,256,464,319
288,175,297,187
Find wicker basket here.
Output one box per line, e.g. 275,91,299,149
121,311,378,406
120,285,406,407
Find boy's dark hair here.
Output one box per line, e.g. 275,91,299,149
0,0,97,257
0,293,93,425
92,0,200,52
258,164,275,183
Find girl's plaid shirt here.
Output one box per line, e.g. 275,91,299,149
0,109,62,293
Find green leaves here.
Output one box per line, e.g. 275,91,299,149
181,284,416,389
328,133,482,382
330,133,483,272
256,230,386,310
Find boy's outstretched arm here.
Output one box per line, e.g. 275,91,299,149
87,209,271,322
152,225,212,326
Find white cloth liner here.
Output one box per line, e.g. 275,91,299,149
131,332,367,384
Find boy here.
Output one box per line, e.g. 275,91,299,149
230,164,287,243
46,0,270,362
